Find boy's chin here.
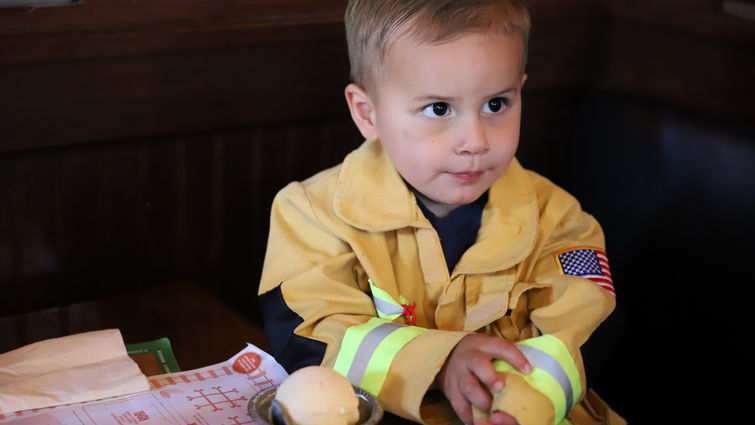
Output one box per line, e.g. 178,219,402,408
410,182,489,214
441,189,488,206
426,191,486,209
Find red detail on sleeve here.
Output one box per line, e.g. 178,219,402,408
401,302,416,326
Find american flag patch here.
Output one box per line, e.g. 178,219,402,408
556,247,614,295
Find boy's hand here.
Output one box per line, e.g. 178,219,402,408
437,334,531,425
475,411,519,425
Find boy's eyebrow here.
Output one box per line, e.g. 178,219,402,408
412,87,517,103
484,87,517,98
412,94,458,103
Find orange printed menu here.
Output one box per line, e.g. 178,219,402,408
0,344,288,425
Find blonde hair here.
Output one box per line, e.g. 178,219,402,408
345,0,531,92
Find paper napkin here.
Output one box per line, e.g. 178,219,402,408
0,329,150,414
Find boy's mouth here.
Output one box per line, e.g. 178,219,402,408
448,170,484,183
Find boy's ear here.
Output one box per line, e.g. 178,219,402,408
344,83,379,141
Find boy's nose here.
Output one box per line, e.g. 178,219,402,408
456,117,489,155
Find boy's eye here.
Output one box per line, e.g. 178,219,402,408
483,97,507,114
421,102,450,118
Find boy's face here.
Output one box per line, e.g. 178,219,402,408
348,29,526,216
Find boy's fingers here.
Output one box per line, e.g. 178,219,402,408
446,383,473,425
469,356,504,393
457,372,492,413
486,339,532,374
488,411,519,425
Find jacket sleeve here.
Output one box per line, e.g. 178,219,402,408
258,182,373,363
258,182,467,422
488,177,617,425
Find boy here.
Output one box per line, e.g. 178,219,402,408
259,1,623,424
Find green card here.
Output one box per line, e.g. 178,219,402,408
126,337,181,375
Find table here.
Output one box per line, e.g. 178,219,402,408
0,282,435,424
0,282,270,371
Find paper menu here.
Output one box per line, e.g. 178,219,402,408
0,343,288,425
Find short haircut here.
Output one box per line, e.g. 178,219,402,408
345,0,531,92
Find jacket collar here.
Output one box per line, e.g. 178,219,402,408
456,156,538,273
334,140,538,272
334,140,426,231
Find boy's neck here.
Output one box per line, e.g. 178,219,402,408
411,189,459,218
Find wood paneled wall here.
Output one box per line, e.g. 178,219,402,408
0,117,363,317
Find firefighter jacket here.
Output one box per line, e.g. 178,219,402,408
258,140,621,425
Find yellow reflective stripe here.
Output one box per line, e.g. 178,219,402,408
494,360,567,424
332,317,426,396
492,335,582,425
368,279,403,318
333,317,384,377
360,324,426,395
368,279,396,305
518,335,581,408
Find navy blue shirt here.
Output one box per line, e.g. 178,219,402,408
415,191,488,273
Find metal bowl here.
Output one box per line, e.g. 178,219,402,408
248,384,383,425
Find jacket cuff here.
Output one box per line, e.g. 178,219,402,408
380,329,469,422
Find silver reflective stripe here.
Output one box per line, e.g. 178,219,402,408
517,344,574,413
345,322,404,385
373,295,404,316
